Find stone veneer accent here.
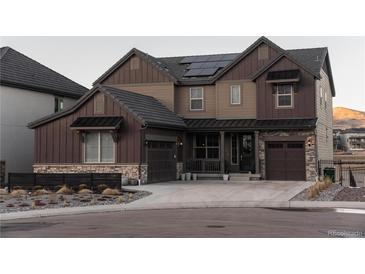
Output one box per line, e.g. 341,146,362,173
258,130,317,181
33,164,148,183
176,162,184,179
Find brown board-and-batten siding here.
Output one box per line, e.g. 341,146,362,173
256,57,316,120
34,91,141,164
219,44,279,81
101,54,171,85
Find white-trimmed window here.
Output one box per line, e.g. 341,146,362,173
324,90,328,109
319,86,323,108
85,132,115,163
276,84,293,108
54,97,64,113
230,85,241,105
190,87,204,111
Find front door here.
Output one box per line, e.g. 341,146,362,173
239,133,255,173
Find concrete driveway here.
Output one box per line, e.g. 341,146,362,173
124,180,312,209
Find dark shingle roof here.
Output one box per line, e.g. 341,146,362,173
287,47,328,77
156,53,240,84
184,118,317,130
101,85,186,129
0,47,88,98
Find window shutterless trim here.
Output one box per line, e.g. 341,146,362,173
84,131,116,164
275,84,294,108
189,87,204,111
230,85,241,105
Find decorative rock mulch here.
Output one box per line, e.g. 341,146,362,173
334,187,365,202
291,184,344,201
0,190,151,214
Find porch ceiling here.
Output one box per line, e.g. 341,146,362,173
184,118,317,131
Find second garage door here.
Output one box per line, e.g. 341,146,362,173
147,141,177,183
266,141,306,181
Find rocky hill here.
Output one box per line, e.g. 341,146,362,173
333,107,365,129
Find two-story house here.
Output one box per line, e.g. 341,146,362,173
0,47,88,185
28,37,335,183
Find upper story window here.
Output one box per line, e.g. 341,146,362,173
230,85,241,105
324,90,328,109
84,131,115,163
94,93,105,114
319,86,323,108
258,44,269,61
130,56,140,70
276,84,293,108
190,87,204,111
54,97,64,113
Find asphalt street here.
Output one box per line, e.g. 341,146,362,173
1,207,364,237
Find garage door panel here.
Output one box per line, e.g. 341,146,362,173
147,141,176,183
266,141,305,181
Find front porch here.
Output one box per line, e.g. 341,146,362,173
183,131,260,175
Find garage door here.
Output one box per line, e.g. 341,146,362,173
266,141,305,181
147,141,177,183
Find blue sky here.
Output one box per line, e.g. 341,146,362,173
1,36,364,111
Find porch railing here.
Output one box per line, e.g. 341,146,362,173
185,159,221,173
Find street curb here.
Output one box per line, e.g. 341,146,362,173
1,200,365,221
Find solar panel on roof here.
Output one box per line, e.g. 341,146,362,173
183,67,219,77
187,60,232,70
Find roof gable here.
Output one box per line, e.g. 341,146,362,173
93,48,177,85
0,47,88,98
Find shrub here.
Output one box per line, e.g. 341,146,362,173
307,185,319,199
78,184,88,190
10,189,27,197
78,188,93,194
324,176,332,188
97,184,108,193
0,188,8,195
32,189,50,196
314,182,321,194
318,181,327,191
56,185,74,195
34,185,44,191
101,188,121,195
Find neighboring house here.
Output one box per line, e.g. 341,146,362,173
335,128,365,152
28,36,335,183
0,47,88,185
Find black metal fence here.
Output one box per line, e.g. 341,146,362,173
8,173,122,191
318,160,365,187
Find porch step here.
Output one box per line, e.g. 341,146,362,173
229,173,261,182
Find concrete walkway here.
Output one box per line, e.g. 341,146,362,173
1,180,365,221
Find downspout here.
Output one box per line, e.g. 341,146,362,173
139,124,148,184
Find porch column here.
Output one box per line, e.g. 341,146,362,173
254,131,260,174
220,131,225,174
182,132,187,172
